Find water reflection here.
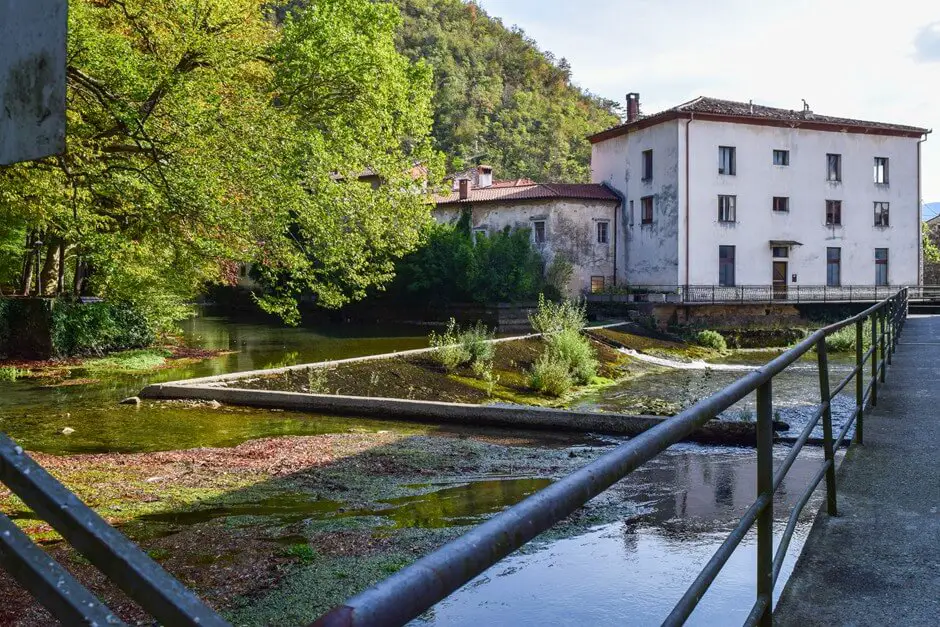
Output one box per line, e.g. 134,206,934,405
0,311,429,454
413,445,828,626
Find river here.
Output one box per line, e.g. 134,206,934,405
0,311,837,625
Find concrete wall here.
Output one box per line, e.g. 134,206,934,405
685,120,920,287
591,120,681,286
433,198,619,296
0,0,67,164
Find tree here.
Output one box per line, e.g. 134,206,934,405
0,0,440,327
392,0,621,183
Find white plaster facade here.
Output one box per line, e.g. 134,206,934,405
591,98,927,289
432,197,619,297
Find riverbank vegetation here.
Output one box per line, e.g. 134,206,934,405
0,0,619,334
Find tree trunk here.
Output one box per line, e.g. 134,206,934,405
20,231,36,295
56,241,66,295
39,240,59,296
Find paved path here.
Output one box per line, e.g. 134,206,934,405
775,315,940,626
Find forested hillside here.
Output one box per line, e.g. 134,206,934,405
394,0,622,182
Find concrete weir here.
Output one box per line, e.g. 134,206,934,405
139,323,767,446
139,383,763,445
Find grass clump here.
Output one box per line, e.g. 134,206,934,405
696,330,728,352
82,349,171,372
0,366,27,382
429,319,494,377
281,543,318,563
528,352,574,397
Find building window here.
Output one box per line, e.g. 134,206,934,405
874,157,889,184
874,202,889,227
629,200,634,226
825,200,842,226
641,196,654,224
642,150,653,181
533,221,546,244
875,248,889,285
591,276,605,293
719,146,736,175
772,196,789,213
773,149,790,166
772,246,789,258
718,195,736,222
826,153,842,182
827,247,841,287
596,220,609,244
719,245,735,286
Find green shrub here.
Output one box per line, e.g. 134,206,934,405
528,352,574,397
696,330,728,352
50,300,154,357
529,294,587,335
462,321,494,369
429,319,494,376
823,320,871,353
546,328,598,384
429,318,472,372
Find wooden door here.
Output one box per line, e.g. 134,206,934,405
773,261,788,299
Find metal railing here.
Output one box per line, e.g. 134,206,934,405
314,288,909,627
0,436,230,625
585,283,923,305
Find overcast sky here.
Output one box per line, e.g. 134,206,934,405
476,0,940,209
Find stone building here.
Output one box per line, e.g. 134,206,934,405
432,167,621,296
590,95,929,292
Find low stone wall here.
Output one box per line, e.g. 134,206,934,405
139,383,764,446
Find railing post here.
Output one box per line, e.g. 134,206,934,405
879,308,887,384
816,339,838,516
886,300,893,366
756,380,774,627
856,319,864,446
871,312,878,407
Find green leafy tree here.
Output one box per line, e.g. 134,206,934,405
0,0,440,328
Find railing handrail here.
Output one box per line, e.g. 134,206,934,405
314,288,909,627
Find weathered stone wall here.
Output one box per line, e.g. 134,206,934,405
433,197,619,297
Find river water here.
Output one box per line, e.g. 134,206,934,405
0,312,838,624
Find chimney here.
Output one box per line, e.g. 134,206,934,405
626,92,640,122
477,165,493,188
458,178,470,200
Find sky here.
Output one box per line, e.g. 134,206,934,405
476,0,940,212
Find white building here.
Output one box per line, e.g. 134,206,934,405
433,167,621,296
590,95,929,293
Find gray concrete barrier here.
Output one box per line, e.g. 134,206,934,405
140,382,764,446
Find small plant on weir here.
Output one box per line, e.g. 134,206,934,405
306,368,329,393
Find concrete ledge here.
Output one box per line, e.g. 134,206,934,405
140,383,763,446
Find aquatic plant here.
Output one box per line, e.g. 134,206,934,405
696,330,728,352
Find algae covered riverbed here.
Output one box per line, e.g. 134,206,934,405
0,312,838,625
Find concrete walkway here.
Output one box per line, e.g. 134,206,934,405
775,315,940,626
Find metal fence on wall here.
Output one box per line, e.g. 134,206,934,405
585,284,938,305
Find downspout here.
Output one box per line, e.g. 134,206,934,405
918,130,932,285
684,114,694,288
602,182,625,286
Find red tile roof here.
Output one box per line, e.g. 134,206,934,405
434,183,619,206
589,96,929,143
